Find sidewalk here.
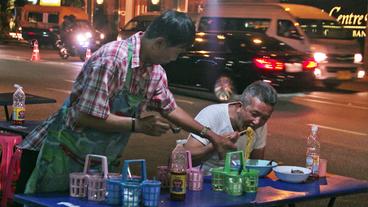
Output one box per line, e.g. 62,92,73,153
0,32,28,46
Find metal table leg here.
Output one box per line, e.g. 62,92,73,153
4,105,10,121
328,197,336,207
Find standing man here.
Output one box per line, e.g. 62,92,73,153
17,10,237,194
184,81,277,175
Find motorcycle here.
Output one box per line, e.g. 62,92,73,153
55,21,105,61
56,30,94,61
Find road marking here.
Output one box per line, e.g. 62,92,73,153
307,124,367,136
46,88,71,94
64,79,75,83
176,98,194,105
302,98,368,110
278,93,305,98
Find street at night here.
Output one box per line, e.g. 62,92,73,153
0,43,367,206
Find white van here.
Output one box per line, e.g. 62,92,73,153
199,3,365,88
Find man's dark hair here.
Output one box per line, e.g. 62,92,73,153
144,10,195,48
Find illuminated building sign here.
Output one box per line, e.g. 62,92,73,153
39,0,61,6
329,6,367,38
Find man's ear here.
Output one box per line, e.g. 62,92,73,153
235,101,243,112
152,37,167,50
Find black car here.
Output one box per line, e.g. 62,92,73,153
21,27,59,48
117,13,159,41
163,32,317,101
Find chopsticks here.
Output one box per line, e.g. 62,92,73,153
225,129,248,139
239,129,248,136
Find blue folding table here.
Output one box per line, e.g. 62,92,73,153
14,173,368,207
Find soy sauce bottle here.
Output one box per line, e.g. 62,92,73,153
169,139,187,201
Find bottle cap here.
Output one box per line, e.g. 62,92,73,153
14,84,23,89
311,124,318,135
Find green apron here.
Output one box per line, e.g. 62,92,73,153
25,44,144,193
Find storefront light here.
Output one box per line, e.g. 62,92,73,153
354,53,363,63
151,0,160,5
96,0,103,5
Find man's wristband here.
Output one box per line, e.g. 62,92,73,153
200,126,211,137
131,118,136,132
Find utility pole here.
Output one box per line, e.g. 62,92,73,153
365,3,368,72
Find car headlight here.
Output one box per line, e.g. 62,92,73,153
313,52,327,63
354,53,363,63
76,33,86,42
357,70,365,78
100,33,105,40
86,32,92,38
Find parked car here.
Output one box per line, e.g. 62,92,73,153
117,13,198,40
117,13,160,41
163,32,318,101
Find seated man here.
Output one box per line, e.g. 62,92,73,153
184,81,277,175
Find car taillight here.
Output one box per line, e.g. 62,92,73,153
253,57,284,70
302,58,318,70
27,32,35,36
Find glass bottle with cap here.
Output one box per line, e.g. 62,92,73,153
169,139,188,201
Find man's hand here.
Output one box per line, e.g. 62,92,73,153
211,131,240,160
135,115,171,136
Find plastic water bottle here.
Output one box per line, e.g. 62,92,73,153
12,84,26,125
306,124,320,178
170,139,187,201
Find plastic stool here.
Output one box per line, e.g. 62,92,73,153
1,148,22,207
0,132,22,191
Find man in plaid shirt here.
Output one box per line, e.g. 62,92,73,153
16,10,239,194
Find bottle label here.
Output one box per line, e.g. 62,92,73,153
306,156,313,169
170,172,186,195
312,155,319,174
13,107,25,121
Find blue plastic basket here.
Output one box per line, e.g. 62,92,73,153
120,159,147,207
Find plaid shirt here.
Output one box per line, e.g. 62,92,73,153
19,32,177,151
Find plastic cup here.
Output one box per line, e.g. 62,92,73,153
106,178,122,205
318,159,328,177
187,167,204,191
224,172,243,196
242,169,259,193
210,167,225,191
157,166,170,188
69,172,87,198
142,180,161,207
87,175,106,201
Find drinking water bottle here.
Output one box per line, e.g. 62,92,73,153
12,84,26,125
306,124,320,178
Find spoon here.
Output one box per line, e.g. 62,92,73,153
267,160,275,166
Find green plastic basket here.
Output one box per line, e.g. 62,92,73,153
223,151,245,196
210,167,225,191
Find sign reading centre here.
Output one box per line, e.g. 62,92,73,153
329,6,367,38
40,0,61,7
